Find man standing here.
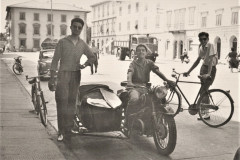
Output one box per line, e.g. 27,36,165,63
90,43,99,74
48,18,96,142
183,32,218,120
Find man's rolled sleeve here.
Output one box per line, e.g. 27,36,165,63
83,44,96,66
50,40,62,71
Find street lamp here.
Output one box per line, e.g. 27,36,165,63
50,0,53,40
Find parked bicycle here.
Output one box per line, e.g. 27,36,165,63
26,73,48,126
12,56,23,75
164,68,234,128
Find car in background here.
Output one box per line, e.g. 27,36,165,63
37,49,55,80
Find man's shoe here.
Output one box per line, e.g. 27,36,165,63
197,116,210,120
57,134,64,141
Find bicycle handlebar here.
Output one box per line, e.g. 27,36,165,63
26,70,50,80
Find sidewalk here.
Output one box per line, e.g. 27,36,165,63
0,60,66,160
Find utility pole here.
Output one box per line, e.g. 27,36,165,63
50,0,53,40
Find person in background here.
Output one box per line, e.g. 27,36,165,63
183,32,218,120
48,18,96,142
225,47,239,72
90,43,99,74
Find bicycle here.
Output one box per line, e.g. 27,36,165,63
26,73,48,126
12,56,23,75
164,68,234,128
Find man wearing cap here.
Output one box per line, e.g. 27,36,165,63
48,18,96,142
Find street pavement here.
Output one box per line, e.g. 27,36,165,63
0,51,239,160
0,58,66,160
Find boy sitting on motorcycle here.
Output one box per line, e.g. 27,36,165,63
126,44,175,126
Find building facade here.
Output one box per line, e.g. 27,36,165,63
91,1,119,54
5,1,90,51
91,0,239,60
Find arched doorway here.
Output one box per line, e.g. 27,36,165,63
179,40,183,58
214,37,221,59
230,36,237,52
173,41,177,59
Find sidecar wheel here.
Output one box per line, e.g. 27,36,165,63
153,114,177,156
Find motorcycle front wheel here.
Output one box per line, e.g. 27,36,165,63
12,63,23,75
153,114,177,156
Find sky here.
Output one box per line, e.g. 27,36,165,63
0,0,105,33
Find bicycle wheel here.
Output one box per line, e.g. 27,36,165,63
165,88,182,116
36,94,48,126
12,63,22,75
31,86,38,113
153,114,177,156
197,89,234,128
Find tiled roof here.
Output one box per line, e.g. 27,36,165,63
7,0,90,12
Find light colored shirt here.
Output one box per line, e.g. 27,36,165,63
128,59,159,84
198,42,218,66
51,36,96,71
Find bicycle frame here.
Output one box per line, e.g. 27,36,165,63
172,70,207,108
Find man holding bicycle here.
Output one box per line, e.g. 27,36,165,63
183,32,218,120
48,18,96,142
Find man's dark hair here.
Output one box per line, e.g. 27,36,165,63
198,32,209,38
71,18,84,26
136,44,148,52
231,47,235,52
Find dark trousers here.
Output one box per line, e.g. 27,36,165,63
90,60,98,74
199,65,217,103
55,71,80,135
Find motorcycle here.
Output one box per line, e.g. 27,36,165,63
74,82,177,156
12,56,23,75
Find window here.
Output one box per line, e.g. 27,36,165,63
47,24,54,36
119,7,122,16
136,3,139,13
98,6,100,18
132,37,137,44
93,8,96,19
231,12,238,25
145,4,148,11
19,39,26,47
167,11,172,27
102,5,105,17
119,23,121,31
135,20,138,30
188,40,193,51
107,3,109,16
19,23,26,34
34,13,39,21
166,41,170,50
33,39,40,48
128,4,131,14
144,17,147,29
33,24,40,35
189,7,195,25
48,14,52,22
127,21,130,30
201,16,207,27
156,14,160,28
112,3,115,15
61,15,66,22
216,14,222,26
20,12,25,20
60,24,67,36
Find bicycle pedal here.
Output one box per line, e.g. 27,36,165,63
180,108,183,112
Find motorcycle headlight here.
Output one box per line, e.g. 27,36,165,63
154,86,168,99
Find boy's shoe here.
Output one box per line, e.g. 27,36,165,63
57,134,64,141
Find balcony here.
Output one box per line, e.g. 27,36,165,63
168,23,186,33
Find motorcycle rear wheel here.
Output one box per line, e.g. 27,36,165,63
153,114,177,156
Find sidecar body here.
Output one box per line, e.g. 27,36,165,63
76,84,122,132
